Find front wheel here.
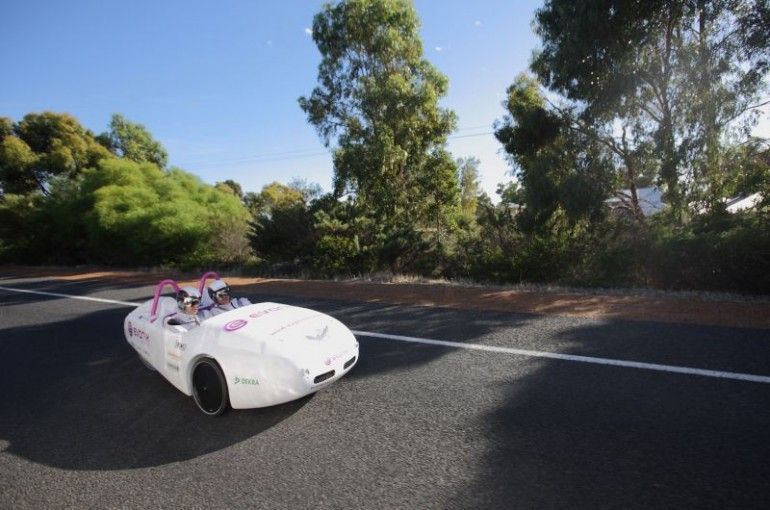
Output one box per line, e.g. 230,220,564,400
191,358,229,416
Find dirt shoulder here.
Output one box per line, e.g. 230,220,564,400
2,265,769,330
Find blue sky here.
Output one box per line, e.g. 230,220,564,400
1,0,545,198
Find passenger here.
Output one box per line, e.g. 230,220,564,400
164,287,202,330
200,279,251,319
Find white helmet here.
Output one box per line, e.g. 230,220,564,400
176,286,202,311
207,279,231,302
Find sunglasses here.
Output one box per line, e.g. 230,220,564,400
183,297,201,306
214,289,231,299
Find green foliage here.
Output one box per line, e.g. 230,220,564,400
300,0,460,268
532,0,770,215
459,1,768,293
0,112,112,195
457,156,480,220
0,192,44,262
215,179,244,199
81,160,250,266
102,114,168,168
287,177,323,203
250,182,304,214
248,181,315,264
452,193,519,282
1,9,766,297
645,210,770,293
314,234,362,275
0,111,254,268
0,136,39,194
495,74,614,229
720,139,770,198
0,117,12,139
0,158,251,267
311,197,379,276
414,148,461,257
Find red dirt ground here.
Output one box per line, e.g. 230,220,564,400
2,266,768,330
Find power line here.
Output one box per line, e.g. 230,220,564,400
190,150,330,168
189,149,329,167
186,129,496,168
449,131,495,140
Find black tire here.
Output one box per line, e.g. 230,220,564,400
191,358,230,416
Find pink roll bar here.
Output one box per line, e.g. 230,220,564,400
197,270,220,295
150,279,181,322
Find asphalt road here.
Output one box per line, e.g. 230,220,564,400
1,275,769,509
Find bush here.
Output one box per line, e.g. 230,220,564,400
646,210,770,293
0,159,252,268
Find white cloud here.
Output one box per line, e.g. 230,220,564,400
435,46,443,52
304,27,312,35
474,20,482,27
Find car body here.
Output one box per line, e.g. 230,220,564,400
124,272,359,415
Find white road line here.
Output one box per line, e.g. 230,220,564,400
0,285,139,307
352,331,770,384
2,284,769,384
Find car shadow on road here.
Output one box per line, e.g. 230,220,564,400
446,319,770,508
0,306,312,471
0,284,536,472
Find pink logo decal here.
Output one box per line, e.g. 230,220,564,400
324,349,349,367
224,320,248,332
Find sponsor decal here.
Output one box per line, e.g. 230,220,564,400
234,376,259,385
167,339,186,360
269,314,321,336
224,319,248,332
248,306,284,319
127,321,150,343
324,348,350,367
306,325,329,341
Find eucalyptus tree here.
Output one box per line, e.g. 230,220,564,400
248,182,315,264
457,157,481,220
101,113,168,168
532,0,770,216
300,0,459,266
495,74,615,228
0,112,111,195
215,179,244,199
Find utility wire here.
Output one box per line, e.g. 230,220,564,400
188,129,495,168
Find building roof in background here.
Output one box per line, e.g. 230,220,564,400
725,192,763,213
606,186,665,216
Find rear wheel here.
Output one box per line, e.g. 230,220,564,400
191,358,229,416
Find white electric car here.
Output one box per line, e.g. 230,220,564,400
124,272,359,416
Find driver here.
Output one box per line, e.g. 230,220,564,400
165,287,203,330
200,279,251,318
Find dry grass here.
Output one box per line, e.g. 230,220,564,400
335,271,770,304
